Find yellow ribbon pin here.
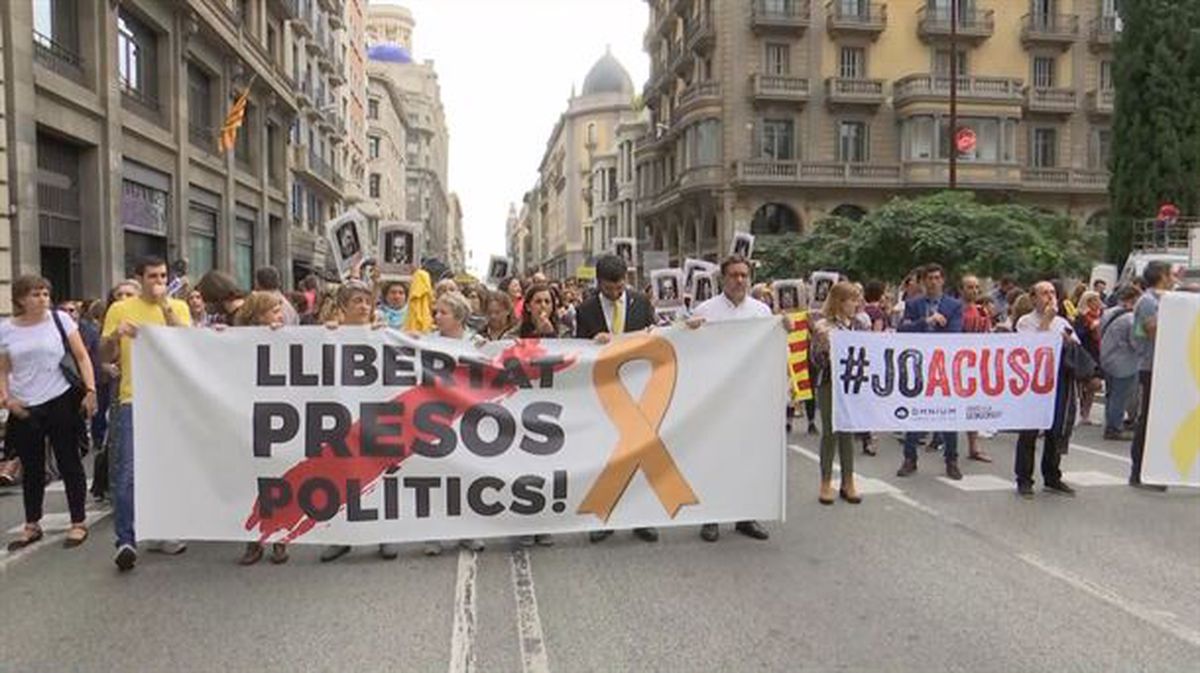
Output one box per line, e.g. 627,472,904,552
1169,312,1200,477
577,334,699,522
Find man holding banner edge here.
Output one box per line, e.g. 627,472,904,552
575,254,660,544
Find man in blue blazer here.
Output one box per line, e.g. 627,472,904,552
896,263,965,480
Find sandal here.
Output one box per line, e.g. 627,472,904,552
7,524,43,551
238,542,264,566
968,451,994,463
269,543,289,565
63,524,89,549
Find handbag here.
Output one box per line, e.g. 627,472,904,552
50,310,85,393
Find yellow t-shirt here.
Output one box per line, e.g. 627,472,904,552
102,297,192,403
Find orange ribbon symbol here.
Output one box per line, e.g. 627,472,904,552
1169,311,1200,477
577,334,699,522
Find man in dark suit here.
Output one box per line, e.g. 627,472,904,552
575,254,659,544
896,263,966,480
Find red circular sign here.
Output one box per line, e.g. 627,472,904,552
955,127,977,153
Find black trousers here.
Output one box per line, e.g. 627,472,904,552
1129,371,1153,481
7,390,87,524
1015,430,1063,487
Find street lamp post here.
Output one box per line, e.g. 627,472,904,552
949,0,959,190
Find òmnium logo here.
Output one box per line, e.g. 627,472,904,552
894,406,910,420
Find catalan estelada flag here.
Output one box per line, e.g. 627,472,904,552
785,311,813,402
217,80,254,153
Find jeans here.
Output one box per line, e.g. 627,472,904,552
8,390,87,525
113,404,136,547
1129,371,1153,481
903,432,958,462
1015,430,1062,486
1104,374,1136,433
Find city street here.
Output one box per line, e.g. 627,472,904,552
0,419,1197,673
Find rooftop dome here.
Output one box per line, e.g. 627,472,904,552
367,42,413,64
581,47,633,97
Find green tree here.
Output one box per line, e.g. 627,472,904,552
1110,0,1200,262
754,192,1095,286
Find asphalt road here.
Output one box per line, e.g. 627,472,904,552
1,421,1197,673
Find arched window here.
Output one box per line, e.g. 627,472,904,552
830,204,867,222
750,203,802,235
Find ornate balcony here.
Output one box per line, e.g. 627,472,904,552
673,81,722,123
893,74,1023,107
825,77,886,107
1086,88,1114,116
1021,13,1079,47
686,14,716,52
751,0,811,33
1023,86,1078,115
32,31,84,84
826,2,887,39
734,160,901,187
751,74,810,104
917,6,994,42
1022,167,1109,193
1089,15,1119,50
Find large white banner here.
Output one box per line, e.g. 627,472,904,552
830,331,1062,432
133,320,787,544
1144,292,1200,487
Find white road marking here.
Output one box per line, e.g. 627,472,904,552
448,547,479,673
936,474,1015,491
787,444,899,494
1070,443,1133,465
0,508,111,574
1061,471,1127,487
510,548,550,673
1017,551,1200,649
883,490,1200,650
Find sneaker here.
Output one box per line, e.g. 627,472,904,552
534,534,555,547
320,545,352,563
459,538,485,552
150,540,187,555
1017,483,1035,499
699,523,719,542
1044,481,1076,496
378,543,399,560
896,459,917,477
517,535,535,547
807,423,818,435
114,544,137,572
422,541,442,556
945,461,963,481
1128,477,1168,492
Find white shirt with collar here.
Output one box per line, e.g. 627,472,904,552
600,291,627,333
1016,311,1079,343
692,292,772,323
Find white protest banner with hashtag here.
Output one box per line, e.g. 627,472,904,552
829,331,1062,432
132,319,788,545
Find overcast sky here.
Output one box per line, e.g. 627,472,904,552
373,0,650,277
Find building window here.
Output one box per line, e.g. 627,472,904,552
234,218,255,291
33,0,80,60
761,119,794,160
933,48,968,77
937,117,1002,162
583,225,594,253
587,123,597,146
839,47,865,79
765,43,790,76
291,182,304,222
266,123,280,183
1033,56,1056,88
117,10,158,107
1100,60,1114,90
1032,128,1058,167
837,121,869,162
1093,128,1113,169
188,205,217,279
187,63,212,149
906,116,936,160
368,98,380,120
368,135,381,159
369,173,381,198
121,180,169,235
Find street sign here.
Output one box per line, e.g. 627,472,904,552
955,127,976,153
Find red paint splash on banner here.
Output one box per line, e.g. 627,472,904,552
243,339,575,543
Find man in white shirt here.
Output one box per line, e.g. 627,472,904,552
688,255,772,542
1014,281,1077,498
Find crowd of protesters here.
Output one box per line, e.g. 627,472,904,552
0,248,1189,570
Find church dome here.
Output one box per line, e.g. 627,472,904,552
581,47,633,97
367,42,413,64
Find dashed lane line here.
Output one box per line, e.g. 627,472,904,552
510,547,550,673
448,547,479,673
